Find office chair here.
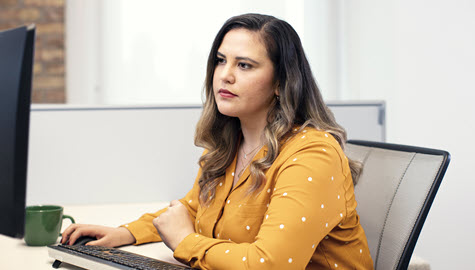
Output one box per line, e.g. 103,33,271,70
345,140,450,270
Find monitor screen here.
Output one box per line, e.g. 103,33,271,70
0,25,35,238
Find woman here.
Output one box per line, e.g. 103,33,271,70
62,13,374,269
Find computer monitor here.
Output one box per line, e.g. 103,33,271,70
0,25,35,238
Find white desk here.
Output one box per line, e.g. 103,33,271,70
1,202,430,269
0,202,186,269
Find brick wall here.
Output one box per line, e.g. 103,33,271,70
0,0,65,103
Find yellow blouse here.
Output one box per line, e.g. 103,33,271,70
123,127,374,269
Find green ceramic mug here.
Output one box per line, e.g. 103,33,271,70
24,205,75,246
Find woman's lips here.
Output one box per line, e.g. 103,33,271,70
218,89,237,98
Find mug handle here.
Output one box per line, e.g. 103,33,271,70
59,215,76,236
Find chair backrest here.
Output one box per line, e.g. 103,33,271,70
345,140,450,270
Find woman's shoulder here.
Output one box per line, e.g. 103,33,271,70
274,125,351,176
279,126,348,163
283,126,342,151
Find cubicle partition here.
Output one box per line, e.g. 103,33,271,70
26,101,385,205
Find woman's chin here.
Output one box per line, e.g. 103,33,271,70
216,105,239,118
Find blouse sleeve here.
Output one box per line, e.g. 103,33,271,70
121,168,202,245
173,140,349,269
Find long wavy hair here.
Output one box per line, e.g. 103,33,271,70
195,13,361,205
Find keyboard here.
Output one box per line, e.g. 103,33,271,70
48,244,195,270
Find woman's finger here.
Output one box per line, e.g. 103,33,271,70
87,237,109,247
61,223,80,244
169,200,181,207
67,225,98,245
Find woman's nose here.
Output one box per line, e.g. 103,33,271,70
219,64,235,84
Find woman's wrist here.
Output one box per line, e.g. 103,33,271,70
118,226,136,246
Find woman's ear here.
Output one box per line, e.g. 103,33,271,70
274,81,280,97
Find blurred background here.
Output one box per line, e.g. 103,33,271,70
1,0,474,269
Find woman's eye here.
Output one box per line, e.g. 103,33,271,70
216,57,225,65
238,62,252,69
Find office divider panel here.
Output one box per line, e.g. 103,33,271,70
27,102,385,205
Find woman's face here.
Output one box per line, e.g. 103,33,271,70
213,28,276,122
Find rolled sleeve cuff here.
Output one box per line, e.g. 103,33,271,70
173,233,205,264
120,220,162,245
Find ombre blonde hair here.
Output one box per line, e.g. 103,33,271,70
195,14,361,205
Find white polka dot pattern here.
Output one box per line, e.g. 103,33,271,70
146,128,374,269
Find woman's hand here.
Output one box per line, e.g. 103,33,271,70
153,200,195,251
61,224,136,247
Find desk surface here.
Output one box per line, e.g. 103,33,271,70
1,202,430,269
0,202,186,269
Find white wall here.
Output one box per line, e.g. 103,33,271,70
339,1,475,269
67,0,336,104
